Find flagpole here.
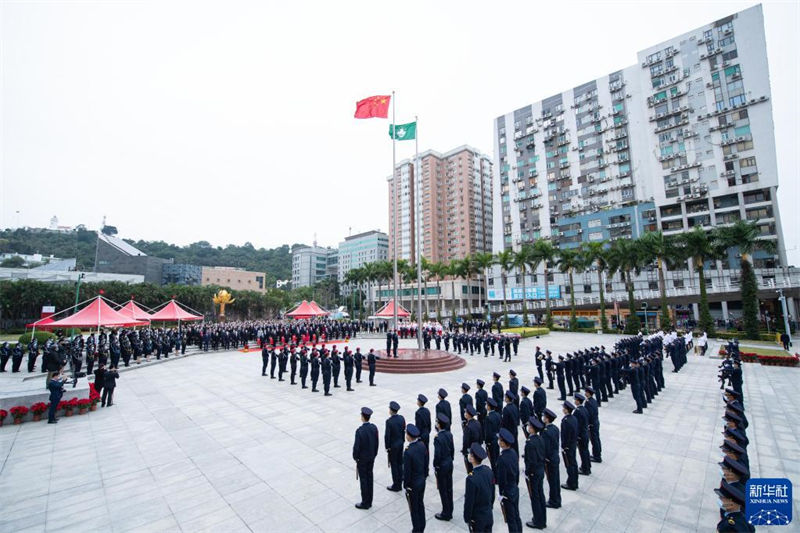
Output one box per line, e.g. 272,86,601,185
392,91,398,331
414,115,423,351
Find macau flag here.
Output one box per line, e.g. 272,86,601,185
389,121,417,141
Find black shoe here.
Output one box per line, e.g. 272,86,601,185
387,486,401,492
324,393,332,396
48,420,58,424
279,379,284,381
302,386,308,389
560,484,577,491
545,502,560,509
356,380,362,383
312,389,318,392
526,521,545,530
347,388,354,391
334,385,341,388
355,503,371,510
435,513,451,521
633,409,642,414
579,469,591,476
590,458,602,463
262,373,266,376
370,384,376,386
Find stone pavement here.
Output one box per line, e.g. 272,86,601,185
0,332,797,532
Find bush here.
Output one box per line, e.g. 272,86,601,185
502,327,550,338
18,331,57,345
714,331,776,342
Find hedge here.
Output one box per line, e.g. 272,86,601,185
714,331,776,342
17,331,57,345
502,327,550,338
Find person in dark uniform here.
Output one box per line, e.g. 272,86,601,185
502,391,520,454
542,408,561,508
93,362,105,400
261,345,270,376
545,351,555,389
714,480,754,532
535,347,545,382
101,366,119,407
46,371,68,423
299,349,309,389
310,352,321,392
403,424,428,533
485,398,502,474
585,386,602,463
321,353,332,396
343,349,354,391
392,331,399,358
508,369,520,409
560,401,579,491
385,401,406,491
270,347,278,379
278,348,288,381
415,394,432,452
459,383,473,429
492,372,504,407
368,348,379,386
11,343,24,373
463,443,495,533
475,379,488,424
519,386,533,439
290,348,298,385
354,347,364,383
573,393,591,476
533,377,547,422
331,348,341,388
497,428,523,533
436,389,452,424
462,405,482,474
524,417,547,530
354,407,379,510
27,338,39,373
0,342,10,372
433,413,454,521
556,356,567,401
386,330,393,355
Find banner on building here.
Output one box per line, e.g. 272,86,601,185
487,286,561,301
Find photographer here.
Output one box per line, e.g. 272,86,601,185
102,366,119,407
47,371,68,424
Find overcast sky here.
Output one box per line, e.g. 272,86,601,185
2,1,798,261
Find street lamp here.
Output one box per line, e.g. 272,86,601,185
776,289,792,337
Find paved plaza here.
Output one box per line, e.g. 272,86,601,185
0,332,798,532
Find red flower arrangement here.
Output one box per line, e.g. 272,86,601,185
0,409,7,425
77,398,91,414
57,401,67,411
67,398,79,409
10,406,29,422
31,403,48,415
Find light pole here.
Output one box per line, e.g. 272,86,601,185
777,289,792,337
74,272,86,308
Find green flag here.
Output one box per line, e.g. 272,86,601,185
389,121,416,141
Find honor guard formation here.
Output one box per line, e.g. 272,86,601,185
353,331,690,532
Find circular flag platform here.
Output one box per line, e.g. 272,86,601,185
361,348,466,374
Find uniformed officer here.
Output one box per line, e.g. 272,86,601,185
502,391,520,454
310,352,320,392
261,345,270,376
508,370,520,409
354,407,379,510
299,349,309,389
519,387,533,439
278,348,288,381
270,347,278,379
533,377,547,422
331,348,341,388
462,405,482,474
541,408,561,508
403,424,428,532
524,417,547,530
475,379,488,424
555,356,567,401
436,388,452,424
497,428,523,532
289,348,298,385
433,413,454,521
459,383,474,428
386,401,406,491
321,353,333,396
535,346,545,382
573,393,591,476
585,386,602,463
463,443,495,533
492,372,504,406
368,349,379,386
354,347,364,383
560,401,579,491
485,398,502,473
714,480,754,532
343,349,355,391
415,394,432,450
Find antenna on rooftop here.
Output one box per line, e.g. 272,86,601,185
313,233,317,247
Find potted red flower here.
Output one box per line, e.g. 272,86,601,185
10,406,29,425
89,389,100,411
77,398,91,415
0,409,7,427
31,402,48,422
64,398,77,417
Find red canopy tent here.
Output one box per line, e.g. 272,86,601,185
149,300,204,322
285,300,328,319
308,301,329,316
117,300,153,322
374,300,411,318
25,316,58,329
46,297,149,329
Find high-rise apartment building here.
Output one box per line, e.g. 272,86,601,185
388,145,493,264
338,230,389,285
493,5,784,269
292,245,338,288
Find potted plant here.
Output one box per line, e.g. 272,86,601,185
77,399,91,415
31,402,48,422
64,398,76,417
0,409,7,427
10,406,29,425
89,389,100,411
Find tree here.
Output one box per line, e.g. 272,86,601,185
717,220,777,339
581,241,609,331
454,257,476,318
677,227,724,336
0,256,25,268
495,249,515,328
513,245,535,326
607,238,644,334
531,240,557,328
426,261,446,322
556,247,582,331
472,252,495,320
639,231,681,331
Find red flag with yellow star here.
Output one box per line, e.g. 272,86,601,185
354,95,391,119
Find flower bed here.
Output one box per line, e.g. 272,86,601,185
719,348,799,367
0,393,99,427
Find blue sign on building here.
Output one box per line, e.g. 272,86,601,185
487,286,561,301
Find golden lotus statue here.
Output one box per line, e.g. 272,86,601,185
213,290,235,318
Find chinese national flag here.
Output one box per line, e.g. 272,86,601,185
354,95,391,119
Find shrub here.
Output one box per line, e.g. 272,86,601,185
18,331,57,345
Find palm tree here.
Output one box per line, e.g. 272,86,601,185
513,245,535,326
639,231,681,331
426,261,446,322
716,220,777,339
556,247,582,331
421,257,433,319
531,240,557,328
495,249,515,328
677,227,724,336
472,252,495,320
581,241,610,331
607,238,644,334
